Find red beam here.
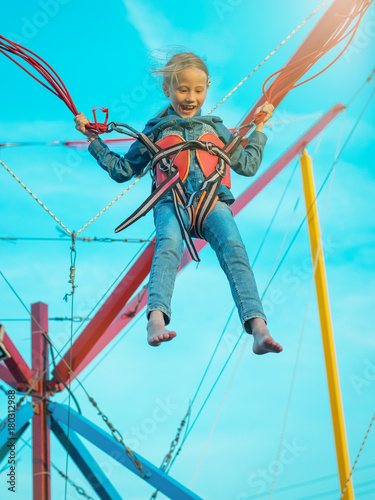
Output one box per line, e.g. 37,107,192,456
67,103,344,352
31,302,51,500
237,0,355,133
50,241,156,388
181,102,345,267
0,363,20,391
78,284,150,368
51,286,150,384
0,324,33,389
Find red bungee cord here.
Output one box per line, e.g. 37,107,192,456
0,34,109,134
253,0,373,125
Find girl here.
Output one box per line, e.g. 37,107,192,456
74,52,282,355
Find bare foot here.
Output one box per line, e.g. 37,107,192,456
147,312,176,347
246,317,283,355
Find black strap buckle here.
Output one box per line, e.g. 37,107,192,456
206,141,216,155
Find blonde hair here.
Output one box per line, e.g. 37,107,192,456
152,51,210,90
151,51,210,118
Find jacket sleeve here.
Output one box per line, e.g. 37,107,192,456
215,122,268,177
229,131,267,177
88,118,160,183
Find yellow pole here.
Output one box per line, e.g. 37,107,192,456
300,149,354,500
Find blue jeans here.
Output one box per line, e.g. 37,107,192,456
146,199,266,329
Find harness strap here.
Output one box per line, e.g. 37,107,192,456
171,184,199,262
108,123,171,171
223,134,245,157
187,157,227,239
174,180,194,231
110,122,239,262
151,140,231,168
114,157,199,261
136,132,170,171
114,169,180,233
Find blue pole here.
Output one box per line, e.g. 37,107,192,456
51,418,123,500
49,402,204,500
0,403,34,463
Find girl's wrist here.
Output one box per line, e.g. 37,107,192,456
86,134,98,142
255,123,264,133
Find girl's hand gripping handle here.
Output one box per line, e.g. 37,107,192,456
74,112,98,142
254,102,275,132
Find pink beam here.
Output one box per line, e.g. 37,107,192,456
237,0,355,134
31,302,51,500
50,241,156,389
0,324,33,389
74,103,344,347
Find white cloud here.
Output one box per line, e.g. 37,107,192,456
122,0,234,64
123,0,175,51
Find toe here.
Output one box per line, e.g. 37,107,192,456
265,337,282,353
148,339,161,347
165,331,176,342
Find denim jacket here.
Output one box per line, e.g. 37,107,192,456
88,106,267,205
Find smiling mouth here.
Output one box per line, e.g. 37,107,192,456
180,104,196,112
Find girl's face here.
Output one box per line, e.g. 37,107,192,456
163,66,210,118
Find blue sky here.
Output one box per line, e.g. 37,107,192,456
1,1,375,499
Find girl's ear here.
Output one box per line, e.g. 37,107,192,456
207,79,211,89
162,82,170,98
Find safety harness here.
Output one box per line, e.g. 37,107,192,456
109,122,242,262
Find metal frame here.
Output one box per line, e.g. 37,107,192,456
1,305,203,500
